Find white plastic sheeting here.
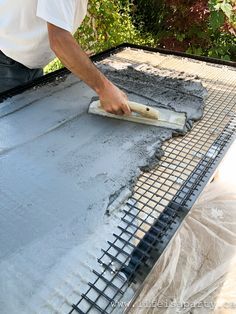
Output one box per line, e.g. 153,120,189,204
128,140,236,314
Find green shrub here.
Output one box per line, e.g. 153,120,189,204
45,0,235,73
135,0,236,61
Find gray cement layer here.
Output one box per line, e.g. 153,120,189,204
0,58,206,313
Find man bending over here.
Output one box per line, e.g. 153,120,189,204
0,0,131,115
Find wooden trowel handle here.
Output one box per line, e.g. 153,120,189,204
128,101,159,119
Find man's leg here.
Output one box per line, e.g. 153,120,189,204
0,51,43,93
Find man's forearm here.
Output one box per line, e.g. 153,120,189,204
47,23,130,115
47,23,110,96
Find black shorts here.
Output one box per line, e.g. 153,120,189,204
0,51,43,93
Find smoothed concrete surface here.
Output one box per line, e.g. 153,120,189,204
0,56,206,313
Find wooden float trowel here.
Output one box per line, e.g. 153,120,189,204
88,99,186,131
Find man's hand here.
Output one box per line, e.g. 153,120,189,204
47,23,131,116
99,81,131,115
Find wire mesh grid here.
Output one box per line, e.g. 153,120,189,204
69,50,236,314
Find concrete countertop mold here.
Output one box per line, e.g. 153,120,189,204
0,53,207,313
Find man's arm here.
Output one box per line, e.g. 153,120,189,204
47,23,131,115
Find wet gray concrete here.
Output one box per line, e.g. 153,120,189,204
0,58,206,313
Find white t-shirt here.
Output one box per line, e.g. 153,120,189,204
0,0,88,69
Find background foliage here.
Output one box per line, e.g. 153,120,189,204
45,0,235,72
134,0,236,61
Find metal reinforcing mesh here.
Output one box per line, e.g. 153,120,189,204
65,48,236,314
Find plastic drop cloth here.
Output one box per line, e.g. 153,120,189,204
128,140,236,314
